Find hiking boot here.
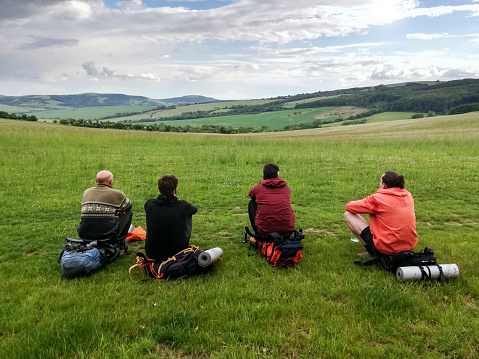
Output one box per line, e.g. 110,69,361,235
119,244,129,255
356,251,374,260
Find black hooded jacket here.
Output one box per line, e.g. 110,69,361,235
144,194,197,261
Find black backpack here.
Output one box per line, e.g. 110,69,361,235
129,245,213,282
355,247,444,285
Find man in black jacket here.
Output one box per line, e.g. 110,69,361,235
144,175,197,261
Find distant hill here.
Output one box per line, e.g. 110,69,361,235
162,95,218,105
0,93,219,110
292,78,479,114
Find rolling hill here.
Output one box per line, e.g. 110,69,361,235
0,93,218,110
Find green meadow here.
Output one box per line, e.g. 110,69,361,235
0,113,478,358
105,100,275,122
30,105,159,120
133,110,417,131
136,107,338,130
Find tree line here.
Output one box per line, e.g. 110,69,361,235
55,118,267,134
0,111,38,121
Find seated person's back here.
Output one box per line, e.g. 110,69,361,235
248,162,295,237
344,171,417,256
144,175,197,261
77,170,132,252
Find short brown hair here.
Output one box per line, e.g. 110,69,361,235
158,175,178,196
263,163,279,179
382,171,405,189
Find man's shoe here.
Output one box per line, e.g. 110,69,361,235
356,251,374,260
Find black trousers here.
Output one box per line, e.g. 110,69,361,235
118,209,133,250
248,199,257,233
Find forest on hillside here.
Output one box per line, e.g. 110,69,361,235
293,79,479,114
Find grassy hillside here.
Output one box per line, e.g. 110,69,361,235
30,105,159,120
130,109,418,131
0,113,478,358
136,107,338,130
0,93,217,113
105,99,276,122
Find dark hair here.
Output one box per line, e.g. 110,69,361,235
382,171,405,189
158,175,178,196
263,163,279,179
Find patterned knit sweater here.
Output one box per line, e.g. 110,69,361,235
80,183,132,217
77,183,132,240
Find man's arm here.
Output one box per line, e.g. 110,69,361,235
248,183,259,198
345,196,375,214
180,200,198,215
118,197,133,213
189,203,198,215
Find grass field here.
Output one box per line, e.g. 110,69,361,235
29,105,159,120
0,104,40,113
106,99,275,122
1,113,478,358
132,110,420,130
135,107,340,130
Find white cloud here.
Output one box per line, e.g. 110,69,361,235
407,33,454,40
1,0,479,99
16,36,79,50
117,0,146,11
82,61,161,81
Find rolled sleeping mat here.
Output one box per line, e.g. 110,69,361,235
198,247,224,267
396,264,459,282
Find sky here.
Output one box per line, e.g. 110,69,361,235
1,0,478,100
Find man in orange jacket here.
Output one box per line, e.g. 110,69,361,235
344,171,417,257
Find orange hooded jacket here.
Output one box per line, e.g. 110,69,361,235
346,188,417,255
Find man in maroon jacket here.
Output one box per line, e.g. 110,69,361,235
248,163,295,238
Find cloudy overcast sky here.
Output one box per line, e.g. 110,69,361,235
1,0,478,100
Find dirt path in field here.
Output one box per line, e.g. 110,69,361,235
312,106,368,119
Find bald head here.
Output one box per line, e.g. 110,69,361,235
96,170,113,186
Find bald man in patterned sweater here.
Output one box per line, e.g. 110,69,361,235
77,170,132,254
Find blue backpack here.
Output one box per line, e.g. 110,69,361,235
59,237,119,278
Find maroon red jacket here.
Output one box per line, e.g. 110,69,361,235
248,178,295,236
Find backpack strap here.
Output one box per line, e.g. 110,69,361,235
418,265,431,282
437,264,445,286
244,226,261,243
129,246,201,283
354,256,381,267
152,245,200,278
243,226,262,253
417,265,445,286
129,252,151,283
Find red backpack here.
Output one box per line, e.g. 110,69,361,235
244,227,304,268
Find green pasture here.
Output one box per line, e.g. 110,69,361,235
282,95,346,109
136,110,417,130
0,113,478,358
30,105,158,120
365,112,424,123
0,104,39,113
108,99,275,122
